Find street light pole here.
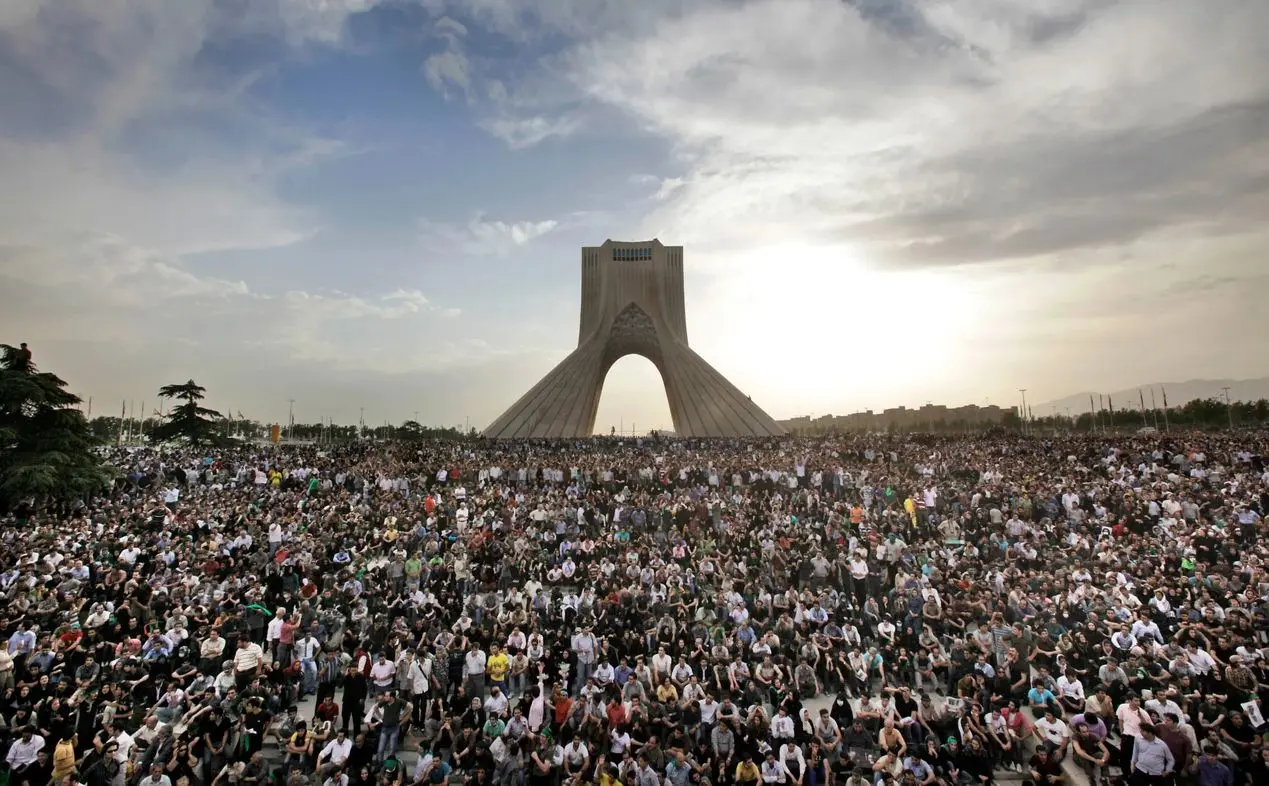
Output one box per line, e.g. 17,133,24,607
287,399,295,441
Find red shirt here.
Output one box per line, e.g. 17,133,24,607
555,697,573,726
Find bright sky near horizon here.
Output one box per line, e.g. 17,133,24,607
1,0,1266,433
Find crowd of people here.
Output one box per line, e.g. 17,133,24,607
1,430,1267,786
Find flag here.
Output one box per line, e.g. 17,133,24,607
1109,395,1114,415
1162,387,1168,408
1089,394,1095,413
1139,389,1146,411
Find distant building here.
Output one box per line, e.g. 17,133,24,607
777,404,1013,435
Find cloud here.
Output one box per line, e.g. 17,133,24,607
433,15,469,43
0,229,466,380
419,213,559,255
458,0,1269,269
274,0,380,45
0,138,317,258
424,51,473,99
478,114,580,149
423,15,473,100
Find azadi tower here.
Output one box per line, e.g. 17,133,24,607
483,240,786,439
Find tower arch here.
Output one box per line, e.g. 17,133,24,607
482,240,785,439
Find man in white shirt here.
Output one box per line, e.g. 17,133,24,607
268,522,284,555
1034,709,1071,760
650,647,672,681
571,627,598,693
1057,671,1086,714
484,686,509,718
317,730,353,776
761,752,792,784
139,764,173,786
770,709,796,743
1144,691,1186,725
296,633,322,696
563,739,589,777
369,655,397,696
266,609,286,660
464,643,487,696
233,637,265,690
5,727,44,772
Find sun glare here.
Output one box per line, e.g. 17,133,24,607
689,243,987,414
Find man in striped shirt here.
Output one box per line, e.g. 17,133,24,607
233,636,265,690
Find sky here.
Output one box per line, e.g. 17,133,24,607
0,0,1266,434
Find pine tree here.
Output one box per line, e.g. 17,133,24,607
149,380,224,445
0,343,114,510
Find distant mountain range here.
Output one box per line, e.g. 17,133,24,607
1036,377,1269,415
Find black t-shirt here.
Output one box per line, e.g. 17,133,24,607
1221,718,1255,746
1029,754,1063,779
1246,757,1269,786
894,694,918,719
1073,735,1104,762
201,714,234,749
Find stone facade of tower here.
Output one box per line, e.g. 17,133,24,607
483,239,786,439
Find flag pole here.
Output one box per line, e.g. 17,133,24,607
1138,389,1148,427
1161,387,1170,432
1149,388,1160,430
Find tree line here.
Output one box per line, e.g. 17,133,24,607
87,415,471,444
1043,396,1269,433
0,344,475,512
793,398,1269,435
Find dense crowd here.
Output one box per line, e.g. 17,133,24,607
1,431,1267,786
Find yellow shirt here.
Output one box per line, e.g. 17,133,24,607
735,762,760,782
903,498,917,524
53,740,77,778
487,652,510,681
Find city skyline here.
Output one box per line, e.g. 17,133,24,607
1,0,1265,431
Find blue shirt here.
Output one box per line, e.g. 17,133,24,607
1197,759,1232,786
1131,736,1175,776
7,631,35,656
